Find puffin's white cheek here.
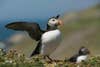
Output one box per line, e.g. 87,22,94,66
48,22,56,26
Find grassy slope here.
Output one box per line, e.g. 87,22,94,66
50,4,100,60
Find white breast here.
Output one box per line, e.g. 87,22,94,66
76,55,88,63
41,29,61,43
41,29,61,55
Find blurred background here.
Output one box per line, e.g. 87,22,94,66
0,0,100,60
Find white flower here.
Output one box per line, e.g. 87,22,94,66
5,60,13,63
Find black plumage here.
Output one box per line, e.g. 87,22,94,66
5,22,45,41
68,54,79,62
30,41,42,57
67,46,90,63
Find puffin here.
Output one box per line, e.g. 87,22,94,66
67,46,90,63
5,15,63,61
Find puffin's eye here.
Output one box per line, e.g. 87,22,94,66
52,19,55,21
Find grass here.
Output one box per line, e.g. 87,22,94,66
0,49,100,67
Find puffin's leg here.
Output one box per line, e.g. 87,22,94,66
43,55,46,59
41,45,53,61
46,55,53,62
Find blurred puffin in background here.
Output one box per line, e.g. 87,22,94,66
5,15,63,61
67,46,90,63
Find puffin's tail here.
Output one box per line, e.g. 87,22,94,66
30,41,42,57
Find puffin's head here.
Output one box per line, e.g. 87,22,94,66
79,46,90,55
48,15,63,27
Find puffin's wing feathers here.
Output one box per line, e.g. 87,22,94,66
5,22,40,31
5,22,45,41
68,54,78,62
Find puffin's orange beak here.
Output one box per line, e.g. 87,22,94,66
57,20,63,26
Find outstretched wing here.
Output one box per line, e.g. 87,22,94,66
5,22,45,41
